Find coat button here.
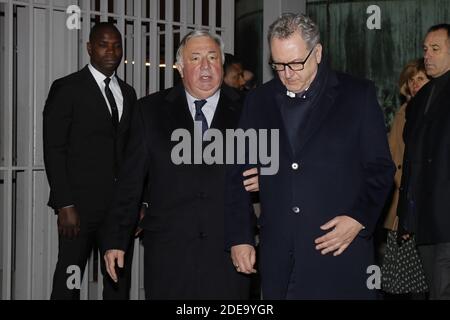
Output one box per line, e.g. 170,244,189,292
292,163,299,170
292,207,300,214
428,158,432,163
199,232,206,238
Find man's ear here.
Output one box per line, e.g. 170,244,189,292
315,44,323,64
176,63,184,78
87,42,92,57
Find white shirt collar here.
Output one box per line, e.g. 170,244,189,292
185,89,221,126
286,87,309,99
88,63,116,84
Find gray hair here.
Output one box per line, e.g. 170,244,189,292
268,13,320,50
176,30,225,66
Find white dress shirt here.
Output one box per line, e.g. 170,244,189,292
88,64,124,120
185,89,221,127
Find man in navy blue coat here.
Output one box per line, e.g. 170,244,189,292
225,13,395,299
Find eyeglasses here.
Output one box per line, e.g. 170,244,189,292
269,47,315,72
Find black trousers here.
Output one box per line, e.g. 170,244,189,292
50,213,134,300
418,242,450,300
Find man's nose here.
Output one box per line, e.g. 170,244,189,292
200,57,210,69
283,66,294,78
105,45,116,55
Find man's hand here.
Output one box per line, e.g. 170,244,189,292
314,215,364,256
57,207,80,239
231,244,257,274
135,205,147,237
243,168,259,192
104,249,125,282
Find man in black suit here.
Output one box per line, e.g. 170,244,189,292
225,13,394,299
43,23,137,299
104,30,256,299
398,24,450,299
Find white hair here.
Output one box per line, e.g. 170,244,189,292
176,29,225,66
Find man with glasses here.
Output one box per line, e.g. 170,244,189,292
225,13,394,299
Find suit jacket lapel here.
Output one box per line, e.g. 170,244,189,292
295,70,339,154
117,78,131,135
274,92,295,160
423,76,450,123
165,84,195,135
210,85,241,133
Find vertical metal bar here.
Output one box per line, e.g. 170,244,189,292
97,251,103,299
46,211,56,299
221,0,234,53
134,0,142,97
116,0,125,79
188,0,194,26
68,1,79,74
2,0,14,300
209,0,216,34
81,0,90,67
195,0,202,28
125,0,133,85
165,0,173,89
26,0,35,299
46,0,57,300
180,0,187,39
141,21,147,97
131,240,141,300
149,0,158,94
100,0,108,22
80,251,90,300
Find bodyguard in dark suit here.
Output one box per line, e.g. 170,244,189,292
104,30,252,299
225,13,394,299
43,23,137,299
398,24,450,299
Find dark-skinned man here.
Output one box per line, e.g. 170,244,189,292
43,22,138,300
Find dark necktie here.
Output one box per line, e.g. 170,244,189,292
104,77,119,130
194,99,208,135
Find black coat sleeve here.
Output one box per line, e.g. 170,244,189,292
105,100,151,251
43,80,75,209
346,83,395,236
224,91,258,250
